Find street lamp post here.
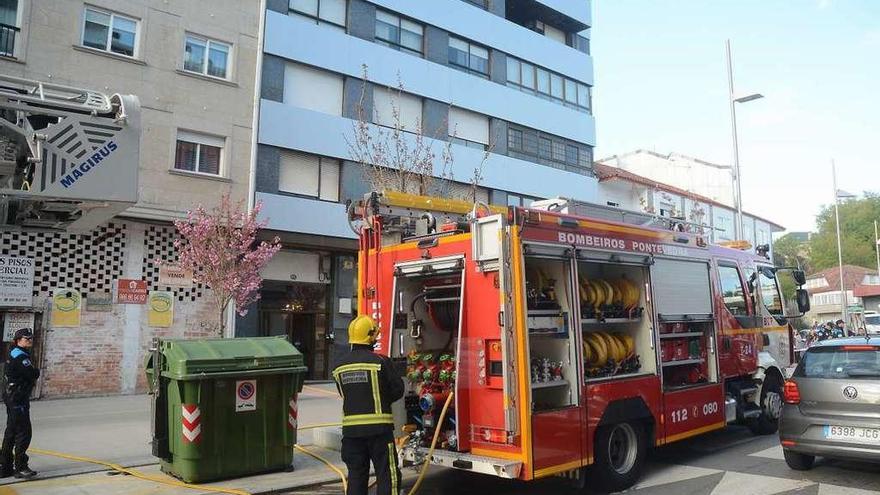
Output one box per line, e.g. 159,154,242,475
726,39,763,241
875,219,880,281
832,161,854,327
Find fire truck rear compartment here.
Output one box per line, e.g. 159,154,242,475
391,267,463,451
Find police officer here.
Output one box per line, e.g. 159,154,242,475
1,328,39,479
333,316,404,495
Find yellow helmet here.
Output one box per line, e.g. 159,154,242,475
348,315,378,345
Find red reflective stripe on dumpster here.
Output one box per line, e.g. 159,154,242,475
288,397,298,430
182,404,202,443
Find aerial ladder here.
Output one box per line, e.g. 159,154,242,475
0,74,140,231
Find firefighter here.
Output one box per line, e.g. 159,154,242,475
1,328,39,479
333,315,404,495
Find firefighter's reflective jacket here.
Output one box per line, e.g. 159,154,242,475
332,345,405,437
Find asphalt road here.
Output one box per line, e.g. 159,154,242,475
290,423,880,495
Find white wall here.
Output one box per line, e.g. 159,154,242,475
603,151,735,206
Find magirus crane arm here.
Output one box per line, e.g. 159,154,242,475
0,74,140,232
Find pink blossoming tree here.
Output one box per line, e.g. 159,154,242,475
173,194,281,336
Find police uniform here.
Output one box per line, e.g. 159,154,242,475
1,328,39,478
333,316,404,495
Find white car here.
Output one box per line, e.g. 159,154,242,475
866,312,880,335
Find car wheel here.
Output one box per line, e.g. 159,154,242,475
783,449,814,470
748,374,783,435
589,421,646,493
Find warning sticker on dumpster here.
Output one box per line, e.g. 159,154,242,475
235,380,257,412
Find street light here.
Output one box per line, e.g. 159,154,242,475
726,39,764,241
832,161,856,327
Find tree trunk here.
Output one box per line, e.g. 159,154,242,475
218,298,229,338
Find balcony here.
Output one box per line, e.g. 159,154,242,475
0,23,19,58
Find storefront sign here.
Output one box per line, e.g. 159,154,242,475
147,291,174,328
86,292,113,312
158,265,193,288
235,380,257,412
117,279,148,304
3,312,34,341
51,288,82,327
0,256,34,307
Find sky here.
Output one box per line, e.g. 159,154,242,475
591,0,880,233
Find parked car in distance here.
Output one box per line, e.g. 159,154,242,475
779,337,880,470
865,312,880,335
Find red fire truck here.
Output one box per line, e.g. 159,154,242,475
351,191,809,492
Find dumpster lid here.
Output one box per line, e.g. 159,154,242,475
159,337,305,379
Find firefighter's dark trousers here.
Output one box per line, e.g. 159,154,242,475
1,402,31,473
341,432,401,495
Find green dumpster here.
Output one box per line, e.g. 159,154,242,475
145,336,308,483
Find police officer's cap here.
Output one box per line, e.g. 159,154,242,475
12,328,33,342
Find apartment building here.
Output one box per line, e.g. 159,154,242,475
238,0,597,379
0,0,259,396
593,163,783,255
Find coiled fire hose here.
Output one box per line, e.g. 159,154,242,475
407,390,454,495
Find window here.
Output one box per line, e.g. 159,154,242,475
507,193,538,207
543,24,566,44
82,7,138,57
449,36,489,77
283,63,343,116
551,141,565,162
758,267,784,315
796,346,880,380
718,265,748,316
174,131,224,176
289,0,346,30
184,35,230,79
569,34,590,55
550,74,563,99
373,88,423,132
448,107,489,150
565,144,578,165
279,151,339,201
506,56,592,113
0,0,18,57
578,146,592,168
508,128,523,151
538,137,551,158
506,58,520,84
375,10,423,55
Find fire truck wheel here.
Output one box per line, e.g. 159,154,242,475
748,373,783,435
591,421,646,492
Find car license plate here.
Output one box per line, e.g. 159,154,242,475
824,425,880,444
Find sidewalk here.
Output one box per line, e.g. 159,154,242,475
0,383,346,494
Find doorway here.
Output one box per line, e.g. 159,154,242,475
258,281,330,380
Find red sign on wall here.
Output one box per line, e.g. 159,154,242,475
117,279,147,304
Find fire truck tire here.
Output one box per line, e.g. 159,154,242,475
747,372,783,435
590,421,646,493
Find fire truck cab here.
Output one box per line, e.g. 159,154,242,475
352,191,809,492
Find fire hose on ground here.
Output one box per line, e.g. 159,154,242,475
27,389,451,495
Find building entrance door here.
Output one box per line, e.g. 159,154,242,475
258,280,330,380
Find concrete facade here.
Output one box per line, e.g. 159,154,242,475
0,0,259,396
246,0,597,377
595,153,783,253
